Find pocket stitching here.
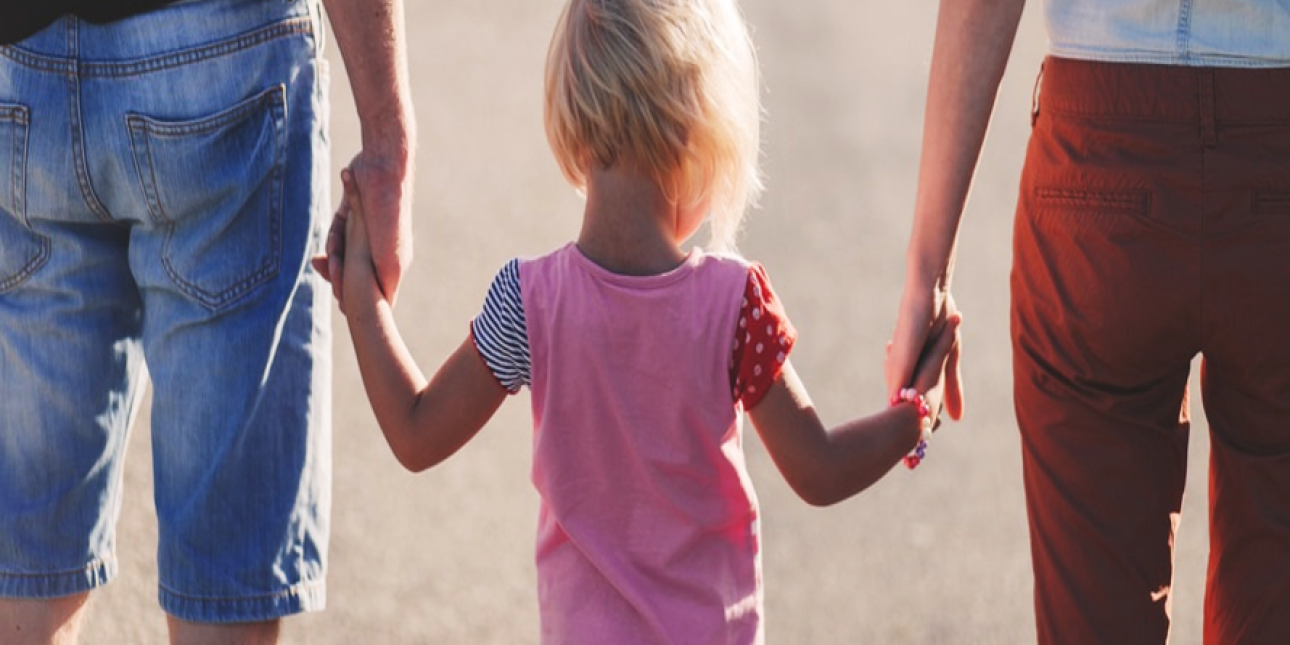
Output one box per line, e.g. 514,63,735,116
0,237,50,293
126,84,286,139
126,84,287,225
126,86,286,310
1034,187,1151,214
2,104,29,223
1253,189,1290,216
0,103,49,293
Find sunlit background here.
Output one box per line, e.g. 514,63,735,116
85,1,1212,642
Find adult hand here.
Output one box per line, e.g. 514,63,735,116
886,284,964,420
312,144,412,307
344,143,414,303
905,310,962,427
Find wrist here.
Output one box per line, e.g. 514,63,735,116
360,114,417,163
903,259,951,296
891,388,934,469
346,273,387,311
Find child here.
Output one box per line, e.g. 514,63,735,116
320,0,960,642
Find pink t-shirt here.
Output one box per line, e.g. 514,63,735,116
472,243,796,644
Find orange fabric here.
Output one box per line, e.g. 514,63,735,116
1013,56,1290,645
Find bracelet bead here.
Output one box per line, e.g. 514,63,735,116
892,388,934,470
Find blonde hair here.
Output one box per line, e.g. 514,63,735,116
544,0,763,252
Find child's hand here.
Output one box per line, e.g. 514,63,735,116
338,168,383,310
310,167,386,313
902,311,963,430
310,183,351,304
310,167,383,313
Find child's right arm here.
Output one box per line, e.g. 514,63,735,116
748,315,960,506
338,170,507,472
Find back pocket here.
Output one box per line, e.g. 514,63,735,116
0,103,49,292
128,85,286,310
1034,187,1150,214
1253,189,1290,216
1031,186,1153,234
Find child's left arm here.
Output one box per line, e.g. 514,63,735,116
336,169,507,472
748,315,959,506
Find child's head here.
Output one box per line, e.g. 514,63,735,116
544,0,762,252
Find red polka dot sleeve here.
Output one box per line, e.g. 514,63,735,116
731,263,797,410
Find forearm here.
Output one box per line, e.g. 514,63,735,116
321,0,417,153
347,292,506,471
806,405,923,506
907,0,1025,290
346,294,430,466
751,367,924,507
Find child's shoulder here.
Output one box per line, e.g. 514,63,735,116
488,244,572,288
695,249,779,285
695,248,751,269
508,242,572,266
711,253,790,321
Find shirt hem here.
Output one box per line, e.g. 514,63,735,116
1047,46,1290,69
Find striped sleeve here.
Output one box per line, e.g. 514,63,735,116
470,259,531,393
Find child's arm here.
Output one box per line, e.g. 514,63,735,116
339,170,507,472
748,315,960,506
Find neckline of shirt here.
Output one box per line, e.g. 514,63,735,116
565,242,703,289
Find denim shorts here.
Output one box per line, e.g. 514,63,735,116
0,0,332,623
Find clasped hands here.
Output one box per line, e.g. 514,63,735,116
886,284,964,432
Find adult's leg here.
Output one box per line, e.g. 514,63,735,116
0,595,89,645
1012,57,1204,645
1013,222,1194,644
76,0,332,632
166,616,280,645
1198,68,1290,643
0,226,142,642
0,18,148,645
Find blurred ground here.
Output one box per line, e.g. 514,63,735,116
83,1,1214,643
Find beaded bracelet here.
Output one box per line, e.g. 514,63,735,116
890,388,934,469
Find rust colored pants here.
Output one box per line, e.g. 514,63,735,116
1012,56,1290,644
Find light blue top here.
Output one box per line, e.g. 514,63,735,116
1045,0,1290,67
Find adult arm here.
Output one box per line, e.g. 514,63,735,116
885,0,1027,418
320,0,417,304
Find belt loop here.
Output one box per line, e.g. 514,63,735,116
1030,59,1045,127
64,14,77,60
1199,68,1217,147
